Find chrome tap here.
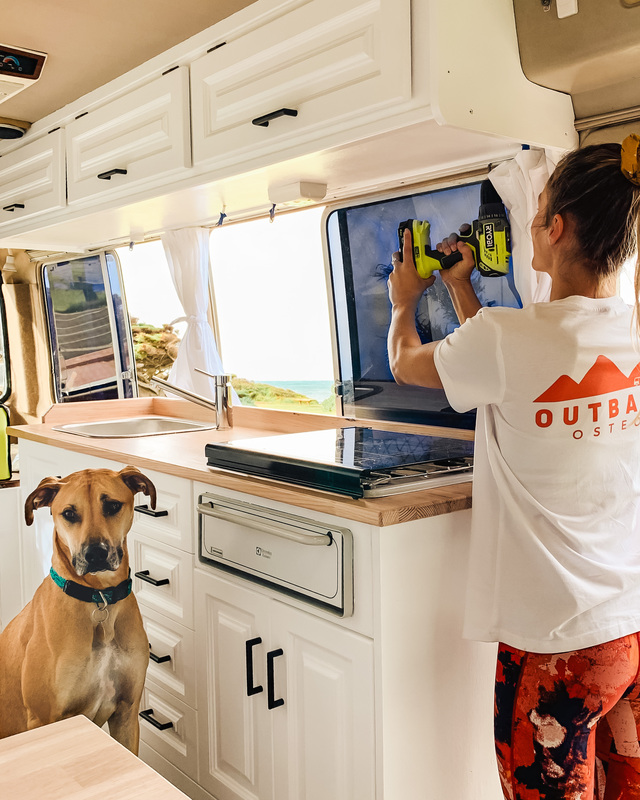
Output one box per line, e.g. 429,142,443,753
150,373,232,430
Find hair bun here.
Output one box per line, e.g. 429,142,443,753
621,133,640,186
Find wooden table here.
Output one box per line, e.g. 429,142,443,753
0,715,189,799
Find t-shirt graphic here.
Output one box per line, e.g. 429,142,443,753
533,356,640,437
534,355,640,402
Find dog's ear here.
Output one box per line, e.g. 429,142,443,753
24,476,63,526
119,466,157,509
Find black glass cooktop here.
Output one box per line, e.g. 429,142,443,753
205,427,474,498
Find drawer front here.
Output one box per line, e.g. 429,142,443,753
139,680,197,778
66,66,191,204
191,0,411,168
131,468,193,553
142,606,196,707
0,129,66,225
131,533,194,628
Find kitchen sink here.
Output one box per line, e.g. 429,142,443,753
52,416,215,438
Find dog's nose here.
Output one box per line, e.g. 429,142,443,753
84,543,110,567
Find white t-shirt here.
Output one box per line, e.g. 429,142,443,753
434,295,640,653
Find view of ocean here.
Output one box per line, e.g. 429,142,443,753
261,380,334,402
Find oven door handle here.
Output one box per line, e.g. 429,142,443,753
197,503,333,546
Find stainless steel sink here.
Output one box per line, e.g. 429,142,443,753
52,416,215,438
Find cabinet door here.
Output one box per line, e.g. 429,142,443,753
271,602,376,800
66,66,191,205
190,0,411,170
195,569,274,800
0,129,65,226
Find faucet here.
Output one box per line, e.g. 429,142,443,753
150,372,232,430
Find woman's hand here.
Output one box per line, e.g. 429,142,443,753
436,233,476,286
388,228,436,309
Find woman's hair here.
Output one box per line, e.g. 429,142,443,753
543,142,640,280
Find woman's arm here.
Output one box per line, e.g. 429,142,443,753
437,235,482,324
387,228,443,389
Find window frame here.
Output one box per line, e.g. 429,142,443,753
41,250,138,402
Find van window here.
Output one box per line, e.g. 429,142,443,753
116,240,186,393
209,207,336,414
42,253,136,402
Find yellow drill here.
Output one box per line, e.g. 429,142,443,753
397,180,511,279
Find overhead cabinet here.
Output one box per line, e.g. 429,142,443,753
190,0,412,170
65,66,191,205
0,129,65,227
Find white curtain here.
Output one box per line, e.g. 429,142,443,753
489,148,562,306
161,227,225,398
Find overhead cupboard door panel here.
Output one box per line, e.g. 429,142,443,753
0,129,65,226
65,66,191,205
191,0,412,169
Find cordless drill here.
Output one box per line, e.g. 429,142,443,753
397,180,511,279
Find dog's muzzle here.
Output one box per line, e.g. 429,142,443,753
73,541,124,575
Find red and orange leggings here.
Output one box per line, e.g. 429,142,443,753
495,635,640,800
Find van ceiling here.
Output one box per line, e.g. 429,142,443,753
1,0,257,125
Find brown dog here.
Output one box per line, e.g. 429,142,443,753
0,466,154,753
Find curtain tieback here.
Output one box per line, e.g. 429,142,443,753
169,314,208,326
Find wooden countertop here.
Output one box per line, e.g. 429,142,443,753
0,715,188,799
9,399,473,527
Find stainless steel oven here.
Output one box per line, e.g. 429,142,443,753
197,493,354,616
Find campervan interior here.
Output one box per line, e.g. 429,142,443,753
1,2,640,799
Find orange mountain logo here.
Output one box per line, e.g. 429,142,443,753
534,356,640,403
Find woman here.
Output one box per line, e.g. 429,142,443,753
387,137,640,799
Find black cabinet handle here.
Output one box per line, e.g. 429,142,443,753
97,168,128,180
135,569,170,587
246,637,263,696
267,648,285,710
252,108,298,127
3,203,24,212
134,504,169,518
149,644,171,664
139,708,173,731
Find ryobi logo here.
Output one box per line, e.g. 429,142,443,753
484,223,495,250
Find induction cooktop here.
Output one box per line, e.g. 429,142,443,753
205,427,474,498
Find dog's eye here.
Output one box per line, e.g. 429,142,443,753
62,508,79,523
103,500,123,517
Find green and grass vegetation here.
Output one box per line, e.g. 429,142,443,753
132,320,335,415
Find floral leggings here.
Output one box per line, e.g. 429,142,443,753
495,635,640,800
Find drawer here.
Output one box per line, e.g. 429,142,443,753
131,533,194,628
139,679,197,779
141,606,196,707
131,468,193,553
65,66,191,205
0,129,66,226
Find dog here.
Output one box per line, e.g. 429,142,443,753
0,465,155,753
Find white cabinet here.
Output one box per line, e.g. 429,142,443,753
65,66,191,205
128,467,200,797
190,0,411,170
0,129,65,226
0,485,21,628
194,567,375,800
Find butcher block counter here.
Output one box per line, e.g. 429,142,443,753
0,715,188,799
8,398,473,527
